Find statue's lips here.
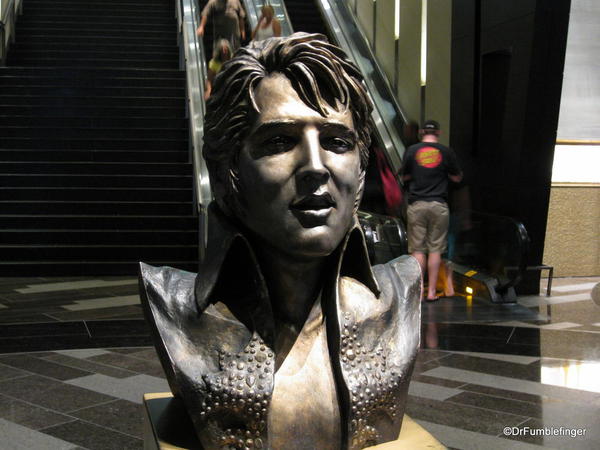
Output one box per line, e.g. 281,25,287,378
290,194,336,211
290,194,336,224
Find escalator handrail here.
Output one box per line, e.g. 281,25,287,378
0,0,23,66
243,0,260,29
178,0,212,259
315,0,407,175
242,0,294,36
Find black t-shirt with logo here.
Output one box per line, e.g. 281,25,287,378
401,142,461,204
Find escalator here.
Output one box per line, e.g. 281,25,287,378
284,0,327,35
185,1,531,303
243,0,533,303
241,0,410,265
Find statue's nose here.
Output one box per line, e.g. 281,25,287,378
296,128,330,185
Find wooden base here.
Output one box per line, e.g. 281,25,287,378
143,392,445,449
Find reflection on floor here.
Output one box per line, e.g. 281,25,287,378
0,276,598,448
0,346,598,450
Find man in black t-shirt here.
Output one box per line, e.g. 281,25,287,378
401,120,462,301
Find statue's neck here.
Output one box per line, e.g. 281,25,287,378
253,244,327,364
258,247,325,327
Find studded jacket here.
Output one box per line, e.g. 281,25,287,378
139,208,422,450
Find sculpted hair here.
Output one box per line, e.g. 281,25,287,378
203,32,373,216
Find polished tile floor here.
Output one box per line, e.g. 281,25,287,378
0,346,598,449
0,275,598,449
0,277,141,324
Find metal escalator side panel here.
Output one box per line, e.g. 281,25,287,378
242,0,294,36
357,211,409,265
180,0,212,260
314,0,407,174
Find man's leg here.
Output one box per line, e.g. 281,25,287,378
407,202,428,283
427,252,442,300
444,261,455,296
426,202,450,300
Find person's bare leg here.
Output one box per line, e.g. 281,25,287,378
445,261,455,296
427,252,442,300
412,252,427,276
412,252,427,299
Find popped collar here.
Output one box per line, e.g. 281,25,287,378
139,204,421,449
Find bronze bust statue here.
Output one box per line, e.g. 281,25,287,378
140,33,421,450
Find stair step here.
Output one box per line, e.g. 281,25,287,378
9,50,179,63
0,230,197,245
12,42,178,54
16,26,176,39
1,127,187,140
0,174,191,188
0,75,185,88
0,187,192,202
0,116,187,129
1,138,187,151
0,162,191,175
8,57,179,69
17,20,175,31
0,67,185,78
0,106,184,118
16,35,178,46
0,150,189,162
0,95,183,107
0,245,199,261
0,215,198,230
0,261,198,277
19,15,175,26
0,201,193,215
26,0,174,6
2,86,183,98
24,8,173,18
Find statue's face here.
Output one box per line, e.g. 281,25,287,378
237,73,362,259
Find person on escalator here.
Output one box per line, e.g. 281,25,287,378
400,120,462,301
197,0,246,51
204,39,232,100
252,4,282,41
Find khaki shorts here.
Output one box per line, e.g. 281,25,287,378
407,201,449,253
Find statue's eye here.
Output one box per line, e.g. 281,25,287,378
321,136,355,153
263,135,296,154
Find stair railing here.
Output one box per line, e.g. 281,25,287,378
177,0,212,261
0,0,22,66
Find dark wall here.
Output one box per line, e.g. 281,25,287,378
450,0,570,294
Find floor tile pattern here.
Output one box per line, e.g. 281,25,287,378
0,347,597,449
0,277,597,448
0,277,141,324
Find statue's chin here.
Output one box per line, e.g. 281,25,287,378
271,224,350,260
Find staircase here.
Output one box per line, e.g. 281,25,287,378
0,0,198,276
